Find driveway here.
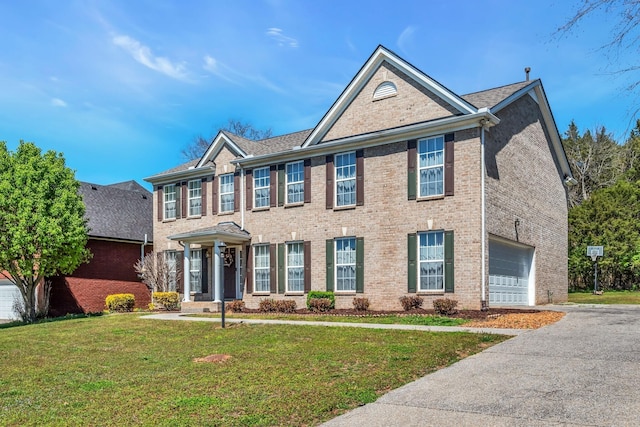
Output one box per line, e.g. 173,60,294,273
322,304,640,426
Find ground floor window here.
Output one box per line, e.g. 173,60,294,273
164,250,178,292
419,231,444,291
254,244,270,292
287,242,304,292
335,237,356,291
190,249,202,293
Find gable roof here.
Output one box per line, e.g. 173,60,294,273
462,81,534,109
79,181,153,243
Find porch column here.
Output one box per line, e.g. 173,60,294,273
183,243,191,302
214,241,223,303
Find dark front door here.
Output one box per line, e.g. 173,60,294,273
223,248,237,299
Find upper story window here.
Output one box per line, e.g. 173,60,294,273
188,180,202,216
418,231,444,291
219,174,234,213
335,152,356,207
418,136,444,197
254,167,270,209
286,161,304,204
164,184,176,220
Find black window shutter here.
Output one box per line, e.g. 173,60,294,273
407,140,417,200
303,241,311,293
444,133,455,196
304,159,311,204
325,239,334,291
278,164,285,207
157,186,163,221
407,234,417,293
269,166,277,208
245,245,253,294
181,182,187,218
326,155,334,209
356,237,364,293
175,182,181,219
245,169,253,210
269,243,277,293
176,251,184,293
201,177,208,216
233,173,240,212
212,176,218,215
201,248,208,294
444,231,454,293
356,150,364,206
278,243,285,294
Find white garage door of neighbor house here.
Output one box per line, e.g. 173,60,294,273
0,279,22,320
489,239,534,306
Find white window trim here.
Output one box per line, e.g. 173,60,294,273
190,249,202,293
286,241,304,293
253,167,270,209
335,237,356,293
285,161,304,205
219,173,234,213
163,184,176,220
335,151,356,208
253,244,270,293
188,180,202,217
418,136,445,198
418,231,445,292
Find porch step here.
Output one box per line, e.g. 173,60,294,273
180,301,221,313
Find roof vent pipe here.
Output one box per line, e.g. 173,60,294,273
525,67,531,81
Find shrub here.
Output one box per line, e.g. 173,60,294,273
153,292,180,311
276,300,297,313
258,298,278,312
399,295,424,311
309,298,333,312
105,294,135,312
226,300,245,313
306,291,335,310
352,297,370,311
433,298,459,316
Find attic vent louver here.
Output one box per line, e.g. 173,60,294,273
373,81,397,99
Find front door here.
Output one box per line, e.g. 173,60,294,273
223,248,237,299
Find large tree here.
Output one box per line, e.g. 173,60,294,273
182,119,273,160
0,141,90,322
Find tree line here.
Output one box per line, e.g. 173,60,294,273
563,119,640,291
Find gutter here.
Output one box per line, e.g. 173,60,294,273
144,165,215,185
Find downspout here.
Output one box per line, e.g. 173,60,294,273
240,165,245,230
480,123,488,310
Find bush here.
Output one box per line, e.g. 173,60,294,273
309,298,333,312
276,300,297,313
258,298,278,312
399,295,424,311
306,291,335,310
226,300,245,313
352,297,370,311
105,294,135,312
153,292,180,311
433,298,458,316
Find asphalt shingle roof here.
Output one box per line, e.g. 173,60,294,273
461,81,533,109
79,181,153,243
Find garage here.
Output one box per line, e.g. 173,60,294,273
489,238,534,306
0,279,22,320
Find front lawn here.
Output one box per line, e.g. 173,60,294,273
568,290,640,304
0,314,507,426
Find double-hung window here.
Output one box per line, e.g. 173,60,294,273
219,174,234,213
164,184,176,220
418,231,444,291
286,161,304,204
286,242,304,292
254,167,270,208
253,244,270,292
165,250,177,292
188,180,202,216
418,136,444,197
335,152,356,207
335,237,356,291
190,249,202,293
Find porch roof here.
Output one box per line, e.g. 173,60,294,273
167,221,251,245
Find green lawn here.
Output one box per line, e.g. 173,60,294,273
190,312,469,327
0,314,507,426
568,290,640,304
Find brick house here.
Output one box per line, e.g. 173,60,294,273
145,45,574,312
48,181,153,316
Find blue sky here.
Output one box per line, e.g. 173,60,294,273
1,1,637,189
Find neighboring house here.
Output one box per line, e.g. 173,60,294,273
47,180,153,316
145,45,574,312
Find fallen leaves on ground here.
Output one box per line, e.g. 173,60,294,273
466,311,565,329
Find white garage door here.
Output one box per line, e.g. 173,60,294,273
489,239,534,306
0,279,22,320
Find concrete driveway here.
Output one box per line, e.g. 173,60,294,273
322,304,640,427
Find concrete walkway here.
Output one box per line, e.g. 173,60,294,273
322,304,640,427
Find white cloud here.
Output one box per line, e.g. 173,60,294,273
266,28,299,48
112,34,188,81
397,26,417,53
203,55,217,73
51,98,67,107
